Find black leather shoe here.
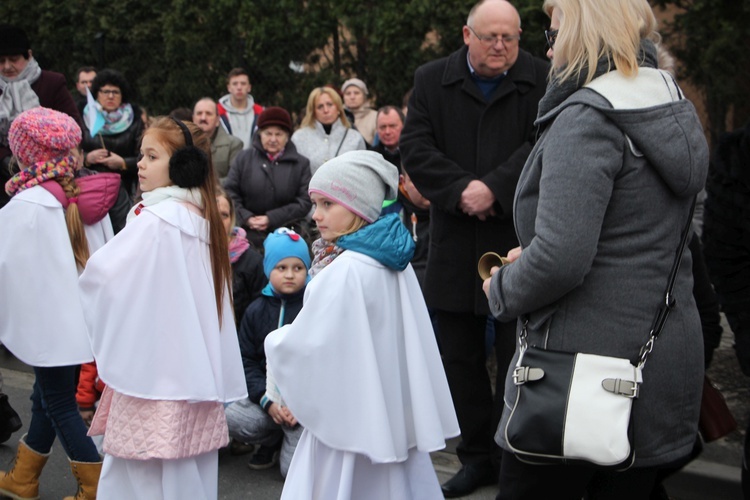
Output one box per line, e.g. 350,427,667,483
229,439,256,456
441,462,497,498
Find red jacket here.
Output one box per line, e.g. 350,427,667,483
76,362,106,411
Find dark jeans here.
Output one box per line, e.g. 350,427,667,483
25,366,99,462
497,450,658,500
436,310,516,468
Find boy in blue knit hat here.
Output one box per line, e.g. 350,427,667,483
225,227,311,476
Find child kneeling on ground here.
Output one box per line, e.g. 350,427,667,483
225,228,310,476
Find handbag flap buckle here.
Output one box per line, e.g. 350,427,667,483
513,366,545,385
602,378,640,398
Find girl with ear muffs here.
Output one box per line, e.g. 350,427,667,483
78,117,247,499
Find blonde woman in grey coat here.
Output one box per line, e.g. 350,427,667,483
482,0,708,498
291,87,366,175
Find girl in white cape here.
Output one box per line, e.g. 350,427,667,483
78,117,247,499
0,107,115,499
264,150,459,499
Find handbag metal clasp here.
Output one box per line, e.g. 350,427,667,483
602,378,640,398
513,366,544,385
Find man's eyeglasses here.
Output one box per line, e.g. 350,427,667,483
468,26,520,48
545,29,558,49
98,89,121,97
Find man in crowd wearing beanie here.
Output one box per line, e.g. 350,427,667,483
341,78,378,145
217,68,264,149
192,97,243,183
399,0,549,496
265,150,458,498
225,228,310,477
0,24,81,209
224,106,312,248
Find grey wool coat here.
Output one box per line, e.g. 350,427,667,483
489,64,709,467
291,119,366,175
400,47,549,315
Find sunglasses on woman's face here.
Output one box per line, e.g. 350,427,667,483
545,29,559,49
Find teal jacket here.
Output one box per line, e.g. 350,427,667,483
338,213,415,271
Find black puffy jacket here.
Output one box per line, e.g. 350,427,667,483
238,288,304,403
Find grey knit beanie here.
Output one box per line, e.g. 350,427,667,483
341,78,368,96
309,150,398,223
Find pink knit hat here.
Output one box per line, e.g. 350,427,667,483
9,107,82,167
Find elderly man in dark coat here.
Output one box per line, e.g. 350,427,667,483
400,0,548,496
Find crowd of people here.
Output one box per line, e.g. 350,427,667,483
0,0,746,498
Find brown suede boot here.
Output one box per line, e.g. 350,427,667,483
0,436,50,500
63,460,102,500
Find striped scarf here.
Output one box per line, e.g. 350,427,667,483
5,155,76,196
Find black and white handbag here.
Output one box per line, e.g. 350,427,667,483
504,202,694,469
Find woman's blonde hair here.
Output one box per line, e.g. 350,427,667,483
543,0,658,85
300,87,351,129
331,216,368,240
143,117,233,326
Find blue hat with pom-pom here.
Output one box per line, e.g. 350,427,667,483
263,228,311,279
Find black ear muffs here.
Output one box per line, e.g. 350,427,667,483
168,117,209,188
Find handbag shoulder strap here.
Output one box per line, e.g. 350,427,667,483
518,198,696,366
637,198,696,369
335,127,350,157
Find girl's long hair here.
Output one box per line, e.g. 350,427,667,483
144,117,233,327
58,174,89,269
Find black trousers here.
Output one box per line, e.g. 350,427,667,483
689,233,723,367
436,310,516,467
497,450,659,500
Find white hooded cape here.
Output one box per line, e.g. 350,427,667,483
0,186,113,366
265,250,459,464
78,200,247,403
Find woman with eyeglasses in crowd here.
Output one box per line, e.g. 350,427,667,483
80,69,144,233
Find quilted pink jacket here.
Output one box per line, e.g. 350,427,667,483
41,172,120,225
89,386,229,460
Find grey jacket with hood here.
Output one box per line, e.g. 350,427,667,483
489,57,709,467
